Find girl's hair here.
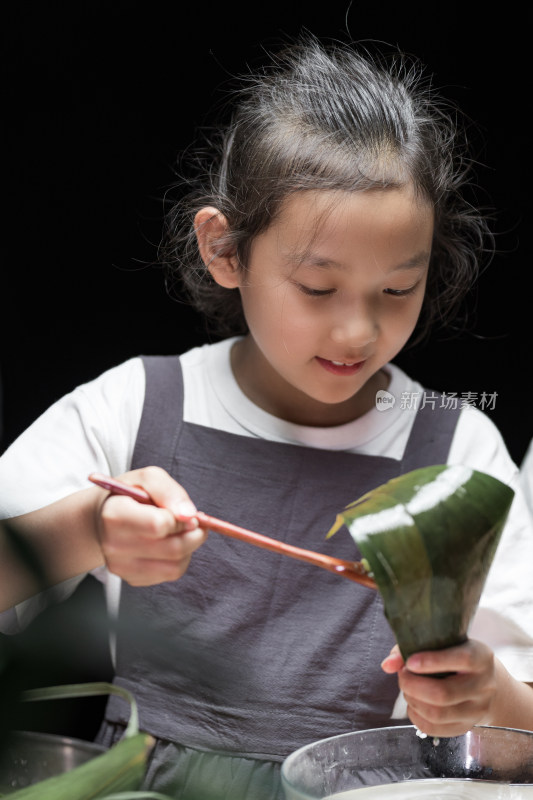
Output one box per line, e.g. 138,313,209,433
161,35,492,343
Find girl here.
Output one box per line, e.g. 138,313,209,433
1,36,533,800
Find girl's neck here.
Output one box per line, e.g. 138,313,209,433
230,337,390,428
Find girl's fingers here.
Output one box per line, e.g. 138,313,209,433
101,496,177,541
399,669,464,705
95,468,208,585
106,555,195,586
99,506,207,584
382,640,489,678
101,499,206,555
404,640,490,676
381,644,404,674
404,677,487,736
115,466,199,522
397,640,497,736
406,702,478,738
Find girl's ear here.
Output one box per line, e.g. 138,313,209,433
194,206,241,289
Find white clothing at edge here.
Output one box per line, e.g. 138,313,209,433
1,336,533,694
520,438,533,514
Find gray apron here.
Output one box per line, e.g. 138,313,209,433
97,354,460,799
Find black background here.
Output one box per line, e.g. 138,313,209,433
3,3,531,464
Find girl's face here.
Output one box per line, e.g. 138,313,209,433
229,187,434,426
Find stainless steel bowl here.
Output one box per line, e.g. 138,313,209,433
0,730,106,792
281,725,533,799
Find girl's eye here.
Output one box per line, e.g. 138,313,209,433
296,284,335,297
384,284,418,297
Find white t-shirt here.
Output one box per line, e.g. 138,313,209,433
2,337,533,687
520,439,533,514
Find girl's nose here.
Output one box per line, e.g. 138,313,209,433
329,313,378,349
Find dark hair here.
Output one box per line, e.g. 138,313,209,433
161,35,492,343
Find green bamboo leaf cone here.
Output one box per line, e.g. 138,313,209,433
327,464,514,660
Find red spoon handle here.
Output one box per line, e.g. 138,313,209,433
88,472,377,590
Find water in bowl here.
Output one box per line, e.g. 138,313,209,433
325,779,533,798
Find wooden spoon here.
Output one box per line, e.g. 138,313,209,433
89,472,377,590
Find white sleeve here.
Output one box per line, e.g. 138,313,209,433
0,358,145,516
0,358,145,634
520,439,533,515
449,408,533,681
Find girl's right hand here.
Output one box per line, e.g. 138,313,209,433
95,466,207,586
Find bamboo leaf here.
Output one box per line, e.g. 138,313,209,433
99,793,174,799
21,683,138,739
328,465,514,659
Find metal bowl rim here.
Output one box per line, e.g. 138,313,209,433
8,729,106,754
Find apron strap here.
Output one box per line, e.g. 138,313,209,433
131,355,184,471
401,392,462,472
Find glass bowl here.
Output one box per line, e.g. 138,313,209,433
281,725,533,799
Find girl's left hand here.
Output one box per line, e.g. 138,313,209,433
381,639,497,737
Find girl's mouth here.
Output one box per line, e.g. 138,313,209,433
316,357,366,376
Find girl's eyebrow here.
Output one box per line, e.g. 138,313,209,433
286,250,431,272
390,251,432,272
